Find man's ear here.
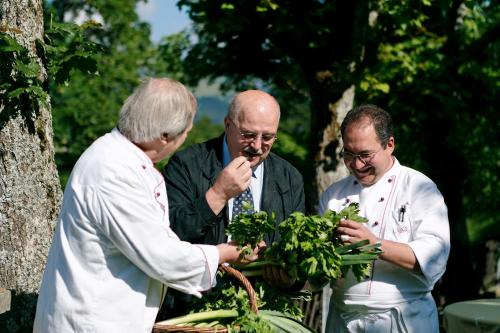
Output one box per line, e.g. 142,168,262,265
161,132,170,143
387,136,395,152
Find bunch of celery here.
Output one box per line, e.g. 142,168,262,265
230,203,382,287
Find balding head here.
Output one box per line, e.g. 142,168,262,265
224,90,280,168
228,90,280,121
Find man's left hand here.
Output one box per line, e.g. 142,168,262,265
337,219,377,244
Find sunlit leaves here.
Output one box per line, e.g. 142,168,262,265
0,33,49,109
265,203,377,283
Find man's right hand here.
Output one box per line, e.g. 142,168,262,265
205,156,252,214
216,240,265,265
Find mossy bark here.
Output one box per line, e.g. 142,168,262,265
0,1,62,331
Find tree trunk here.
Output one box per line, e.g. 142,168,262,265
303,82,355,332
0,1,62,331
314,85,354,198
306,74,355,212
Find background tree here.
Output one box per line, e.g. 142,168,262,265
0,1,61,331
171,0,499,308
355,0,500,303
47,0,159,185
47,0,230,186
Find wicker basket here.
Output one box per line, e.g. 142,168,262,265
153,265,258,333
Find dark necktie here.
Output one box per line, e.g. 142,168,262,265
232,187,254,218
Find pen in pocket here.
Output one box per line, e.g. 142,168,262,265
398,205,406,222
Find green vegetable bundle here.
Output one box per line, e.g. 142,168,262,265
153,204,381,332
225,203,275,257
153,265,314,333
230,203,382,287
154,309,316,333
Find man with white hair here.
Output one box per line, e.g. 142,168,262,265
33,78,261,333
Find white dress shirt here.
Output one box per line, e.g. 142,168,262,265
33,128,219,333
319,158,450,333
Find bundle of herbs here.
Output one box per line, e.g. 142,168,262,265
232,203,382,288
154,203,381,332
154,266,315,333
225,202,275,256
188,269,308,320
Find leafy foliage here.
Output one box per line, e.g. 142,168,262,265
226,209,275,256
0,13,102,150
172,0,500,301
254,282,308,320
190,268,306,321
40,20,103,85
191,270,260,313
44,0,163,187
0,33,49,112
354,0,500,247
177,269,313,332
179,204,377,331
265,204,379,284
0,18,102,109
226,203,381,285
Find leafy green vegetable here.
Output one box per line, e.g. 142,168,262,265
189,270,306,321
160,269,312,332
227,203,382,284
226,205,276,256
168,203,381,332
155,308,316,333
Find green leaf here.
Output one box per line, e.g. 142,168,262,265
0,34,24,52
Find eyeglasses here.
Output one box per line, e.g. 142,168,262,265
340,147,382,164
228,118,277,144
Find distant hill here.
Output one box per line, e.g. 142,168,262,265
195,96,229,124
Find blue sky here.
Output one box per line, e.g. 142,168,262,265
136,0,190,43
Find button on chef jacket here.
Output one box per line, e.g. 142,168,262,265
33,128,219,333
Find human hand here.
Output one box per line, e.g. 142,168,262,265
336,219,377,244
216,240,266,265
212,156,252,202
235,240,267,265
262,264,297,290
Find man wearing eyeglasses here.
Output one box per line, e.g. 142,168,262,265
161,90,305,317
319,105,450,333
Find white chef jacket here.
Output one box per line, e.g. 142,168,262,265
319,158,450,333
33,128,219,333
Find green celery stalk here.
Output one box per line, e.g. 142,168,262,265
155,309,238,326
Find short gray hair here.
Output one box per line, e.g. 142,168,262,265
118,78,197,143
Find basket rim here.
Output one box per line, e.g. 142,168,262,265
152,322,229,333
153,264,257,333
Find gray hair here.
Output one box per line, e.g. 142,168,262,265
117,78,197,143
227,94,244,120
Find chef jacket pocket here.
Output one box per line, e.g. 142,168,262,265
391,202,412,242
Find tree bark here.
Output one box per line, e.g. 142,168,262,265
314,85,353,198
0,0,61,331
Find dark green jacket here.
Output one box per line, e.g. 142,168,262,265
162,135,306,246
